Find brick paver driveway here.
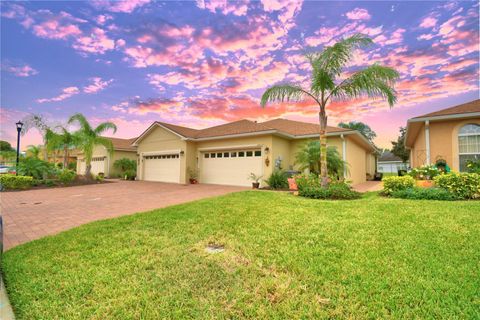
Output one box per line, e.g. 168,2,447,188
1,180,246,250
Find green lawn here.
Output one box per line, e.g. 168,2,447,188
3,192,480,319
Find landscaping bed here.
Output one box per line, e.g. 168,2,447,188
2,191,479,319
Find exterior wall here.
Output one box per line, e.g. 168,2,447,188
185,141,197,181
366,153,376,178
136,126,187,183
76,144,108,175
271,136,291,170
109,150,137,177
289,136,344,172
345,137,366,184
410,118,480,171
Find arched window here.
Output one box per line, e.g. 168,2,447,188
458,124,480,171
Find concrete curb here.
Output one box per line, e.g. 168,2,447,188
0,276,15,319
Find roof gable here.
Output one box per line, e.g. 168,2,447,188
413,99,480,119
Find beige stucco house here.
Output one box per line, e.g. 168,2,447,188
77,137,137,177
405,99,480,171
132,118,377,186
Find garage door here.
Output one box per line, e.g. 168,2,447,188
143,153,180,183
91,157,107,176
200,149,262,186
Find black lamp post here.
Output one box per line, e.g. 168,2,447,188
15,121,23,175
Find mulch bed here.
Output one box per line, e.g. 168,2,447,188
1,178,116,192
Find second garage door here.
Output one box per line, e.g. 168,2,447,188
143,153,180,183
200,149,262,186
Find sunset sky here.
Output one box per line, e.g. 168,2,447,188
1,0,479,149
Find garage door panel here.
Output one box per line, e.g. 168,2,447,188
200,149,262,186
91,157,106,175
143,154,180,183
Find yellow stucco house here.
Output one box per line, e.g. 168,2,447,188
76,137,137,177
132,118,377,186
405,99,480,171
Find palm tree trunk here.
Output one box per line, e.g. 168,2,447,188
85,163,92,180
63,146,68,169
319,110,328,187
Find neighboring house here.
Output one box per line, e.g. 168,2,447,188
77,137,137,177
132,118,377,186
377,151,408,173
405,99,480,171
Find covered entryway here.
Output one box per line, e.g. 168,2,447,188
143,153,180,183
200,148,263,186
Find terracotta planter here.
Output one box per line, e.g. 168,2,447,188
416,180,435,188
189,178,198,184
288,178,298,191
252,182,260,189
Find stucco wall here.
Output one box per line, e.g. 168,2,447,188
289,136,344,172
409,118,480,171
136,126,187,183
109,150,137,177
346,138,366,184
271,135,291,170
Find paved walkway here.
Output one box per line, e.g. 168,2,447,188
1,180,246,250
353,181,383,192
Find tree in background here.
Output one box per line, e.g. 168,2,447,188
391,127,409,163
68,113,117,179
261,34,399,186
22,114,52,161
46,126,79,169
338,121,377,142
0,140,15,152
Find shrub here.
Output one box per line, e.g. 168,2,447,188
295,141,347,179
465,159,480,174
17,157,55,179
434,173,480,199
67,161,77,171
299,182,361,200
266,170,289,189
114,158,137,174
408,165,442,180
382,175,415,195
294,173,320,191
391,187,457,201
0,174,34,190
58,169,76,184
43,179,57,187
124,169,136,180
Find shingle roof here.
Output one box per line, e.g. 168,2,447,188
378,151,402,162
156,118,351,139
107,137,137,151
413,99,480,118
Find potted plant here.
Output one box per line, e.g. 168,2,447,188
248,173,263,189
187,167,198,184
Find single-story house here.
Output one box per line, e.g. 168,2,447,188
377,151,408,173
405,99,480,171
77,137,137,177
132,118,377,186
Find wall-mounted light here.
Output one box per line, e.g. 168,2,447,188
180,150,185,156
264,147,270,155
265,157,270,167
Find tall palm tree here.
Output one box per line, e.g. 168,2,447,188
46,126,79,168
261,34,399,186
68,113,117,178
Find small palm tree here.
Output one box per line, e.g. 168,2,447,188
46,126,79,169
261,34,399,186
26,145,42,159
68,113,117,179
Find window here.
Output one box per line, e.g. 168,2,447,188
217,152,223,158
238,151,245,157
211,153,216,158
246,151,253,157
204,153,209,158
231,152,237,157
254,150,261,157
224,152,230,158
458,124,480,171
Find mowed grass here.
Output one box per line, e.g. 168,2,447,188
2,192,480,319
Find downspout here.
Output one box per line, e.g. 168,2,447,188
425,120,431,165
341,134,347,178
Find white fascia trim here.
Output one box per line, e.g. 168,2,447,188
408,112,480,123
132,122,187,146
425,120,431,164
141,149,182,156
192,130,277,141
198,144,263,152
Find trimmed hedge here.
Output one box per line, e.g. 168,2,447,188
0,174,34,190
434,173,480,199
391,187,457,201
299,182,361,200
382,176,415,195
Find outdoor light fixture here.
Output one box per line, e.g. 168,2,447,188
15,121,24,175
180,150,185,156
264,147,270,154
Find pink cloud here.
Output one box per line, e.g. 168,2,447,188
419,16,438,28
31,11,84,40
95,14,113,25
83,77,114,94
72,27,115,54
90,0,151,13
345,8,371,20
196,0,249,16
2,63,38,77
37,86,80,103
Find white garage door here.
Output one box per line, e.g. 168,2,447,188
91,157,107,176
200,149,262,186
143,153,180,183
